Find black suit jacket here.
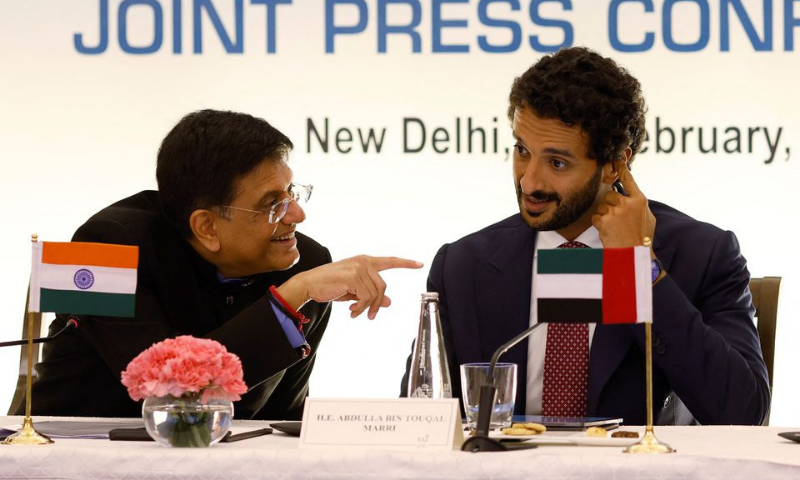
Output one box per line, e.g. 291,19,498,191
19,191,331,420
403,201,769,425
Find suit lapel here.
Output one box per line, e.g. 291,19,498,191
587,324,634,414
473,220,536,413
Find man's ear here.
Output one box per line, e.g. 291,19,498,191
602,148,633,185
189,209,221,253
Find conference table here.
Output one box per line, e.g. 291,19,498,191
1,416,799,480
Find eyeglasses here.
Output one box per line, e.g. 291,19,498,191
219,183,313,224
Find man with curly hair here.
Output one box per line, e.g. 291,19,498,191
403,47,769,425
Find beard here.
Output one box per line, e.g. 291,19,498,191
517,166,602,231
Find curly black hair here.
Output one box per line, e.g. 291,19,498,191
508,47,647,165
156,109,293,238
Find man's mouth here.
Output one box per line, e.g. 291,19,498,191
272,231,296,243
523,196,555,213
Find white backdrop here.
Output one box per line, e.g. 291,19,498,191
1,0,797,426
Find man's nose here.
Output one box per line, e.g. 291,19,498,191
519,161,546,195
282,198,306,224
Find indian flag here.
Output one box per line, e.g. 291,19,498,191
536,247,652,324
29,242,139,317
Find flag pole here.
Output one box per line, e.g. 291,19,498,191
2,234,53,446
624,236,674,454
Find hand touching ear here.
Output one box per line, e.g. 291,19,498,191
592,162,657,258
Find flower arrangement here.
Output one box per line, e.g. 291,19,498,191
121,336,248,447
122,335,248,402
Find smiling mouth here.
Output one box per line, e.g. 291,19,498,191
272,231,296,242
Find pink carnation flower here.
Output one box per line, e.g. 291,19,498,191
121,336,248,402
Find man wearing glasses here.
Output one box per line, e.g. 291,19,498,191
20,109,421,419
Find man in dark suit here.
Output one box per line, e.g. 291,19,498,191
403,48,769,425
19,109,421,419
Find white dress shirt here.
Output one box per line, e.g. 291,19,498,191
525,226,602,415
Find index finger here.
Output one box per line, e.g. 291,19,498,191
369,256,424,271
618,162,642,197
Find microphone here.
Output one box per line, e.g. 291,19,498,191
0,316,79,348
461,321,545,452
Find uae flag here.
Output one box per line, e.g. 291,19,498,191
29,241,139,317
536,246,652,324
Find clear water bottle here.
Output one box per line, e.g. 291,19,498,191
407,292,452,399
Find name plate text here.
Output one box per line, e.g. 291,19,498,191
299,398,463,451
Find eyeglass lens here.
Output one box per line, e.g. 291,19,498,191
268,184,312,224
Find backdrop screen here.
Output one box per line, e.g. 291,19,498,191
1,0,796,425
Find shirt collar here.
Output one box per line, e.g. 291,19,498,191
535,226,602,255
215,271,257,286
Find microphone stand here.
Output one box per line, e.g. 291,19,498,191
461,322,545,452
0,317,79,348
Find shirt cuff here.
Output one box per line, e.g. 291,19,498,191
268,298,308,350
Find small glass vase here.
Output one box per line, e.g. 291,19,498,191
142,393,233,447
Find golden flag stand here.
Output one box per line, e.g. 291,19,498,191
2,235,53,446
623,322,674,454
624,237,674,454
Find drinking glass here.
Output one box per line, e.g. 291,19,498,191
460,363,517,430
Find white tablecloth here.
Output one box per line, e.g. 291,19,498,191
1,417,799,480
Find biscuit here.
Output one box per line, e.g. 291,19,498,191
501,427,540,436
511,422,547,433
610,431,639,438
586,426,607,437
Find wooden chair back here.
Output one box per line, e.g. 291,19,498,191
749,276,781,426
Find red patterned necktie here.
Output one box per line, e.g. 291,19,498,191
541,240,590,417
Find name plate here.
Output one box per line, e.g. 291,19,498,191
299,398,463,451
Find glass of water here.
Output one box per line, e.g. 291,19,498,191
460,363,517,430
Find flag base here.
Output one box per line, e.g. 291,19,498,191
2,417,53,445
623,428,675,454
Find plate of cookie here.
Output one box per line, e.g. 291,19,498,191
485,422,551,441
559,427,641,447
490,424,642,446
565,429,642,447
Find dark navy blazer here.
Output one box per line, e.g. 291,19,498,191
405,201,769,425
